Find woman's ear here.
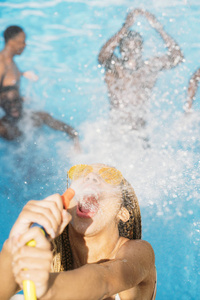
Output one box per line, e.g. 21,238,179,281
118,207,130,223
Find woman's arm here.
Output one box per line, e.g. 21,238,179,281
12,227,53,299
41,240,155,300
141,9,184,69
98,8,142,66
98,24,128,65
0,194,71,299
0,239,20,300
98,9,142,65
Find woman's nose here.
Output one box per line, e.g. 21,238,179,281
84,172,100,184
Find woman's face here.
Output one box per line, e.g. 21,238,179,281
12,31,26,55
68,164,123,236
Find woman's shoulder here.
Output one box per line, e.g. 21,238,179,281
119,237,154,248
117,238,155,262
113,238,156,300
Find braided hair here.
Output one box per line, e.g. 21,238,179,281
51,177,141,272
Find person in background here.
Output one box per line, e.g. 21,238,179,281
0,163,156,300
184,68,200,112
98,9,184,130
0,25,79,148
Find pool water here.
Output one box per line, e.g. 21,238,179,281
0,1,199,299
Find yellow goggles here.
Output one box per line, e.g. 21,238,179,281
68,164,124,185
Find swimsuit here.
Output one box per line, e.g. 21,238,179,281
0,71,19,94
0,71,23,120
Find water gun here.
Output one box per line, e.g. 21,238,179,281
23,188,75,300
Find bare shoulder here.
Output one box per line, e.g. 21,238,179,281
117,238,155,259
114,239,156,300
116,238,155,275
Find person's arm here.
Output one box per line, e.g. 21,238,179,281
0,60,6,81
98,9,144,66
0,239,20,300
140,9,184,69
98,22,129,65
34,112,80,150
40,240,155,300
0,194,71,300
184,68,200,111
11,227,53,299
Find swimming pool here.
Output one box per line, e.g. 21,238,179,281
0,0,199,299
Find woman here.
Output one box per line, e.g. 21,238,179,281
0,163,156,300
0,25,79,147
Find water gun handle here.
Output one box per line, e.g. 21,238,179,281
22,225,48,300
23,188,75,300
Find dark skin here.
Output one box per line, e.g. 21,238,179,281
0,30,80,148
0,105,79,144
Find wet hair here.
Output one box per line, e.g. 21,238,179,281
51,173,142,272
3,26,24,43
119,30,143,51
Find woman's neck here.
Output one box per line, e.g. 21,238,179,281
2,45,15,60
68,223,121,268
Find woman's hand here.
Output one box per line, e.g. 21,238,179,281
23,71,38,81
9,194,72,240
11,227,53,299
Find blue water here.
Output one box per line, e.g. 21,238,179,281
0,1,199,299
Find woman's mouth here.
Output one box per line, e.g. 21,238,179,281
76,194,99,218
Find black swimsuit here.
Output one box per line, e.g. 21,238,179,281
0,72,19,94
0,72,23,120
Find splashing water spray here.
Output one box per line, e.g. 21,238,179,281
23,188,75,300
69,179,122,221
71,180,101,212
